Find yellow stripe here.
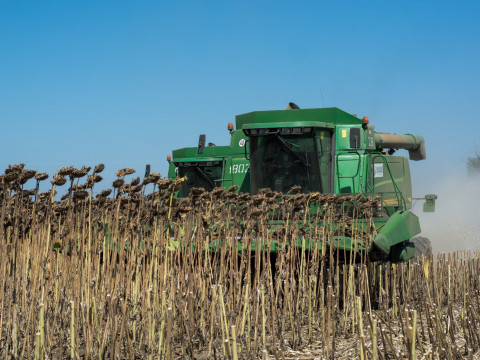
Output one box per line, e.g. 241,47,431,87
382,197,411,206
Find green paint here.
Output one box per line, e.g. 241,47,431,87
372,210,421,255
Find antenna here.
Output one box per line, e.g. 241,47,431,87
320,88,325,108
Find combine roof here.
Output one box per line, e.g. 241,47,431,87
172,146,229,163
235,107,362,129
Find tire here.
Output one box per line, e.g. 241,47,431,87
411,236,432,257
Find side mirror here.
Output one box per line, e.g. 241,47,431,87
198,134,206,154
423,194,437,212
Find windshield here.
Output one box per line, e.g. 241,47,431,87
250,133,322,194
177,164,223,197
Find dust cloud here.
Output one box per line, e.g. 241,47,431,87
414,174,480,254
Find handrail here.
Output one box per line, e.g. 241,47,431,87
368,153,406,210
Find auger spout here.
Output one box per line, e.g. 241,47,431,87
374,133,426,160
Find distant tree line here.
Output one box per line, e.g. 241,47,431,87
467,149,480,176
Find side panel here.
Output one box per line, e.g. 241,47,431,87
167,161,177,180
226,129,251,192
369,155,411,209
335,153,362,194
335,125,364,150
224,157,251,193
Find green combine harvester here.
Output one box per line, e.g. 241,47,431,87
170,103,436,262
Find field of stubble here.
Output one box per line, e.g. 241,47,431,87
1,164,480,359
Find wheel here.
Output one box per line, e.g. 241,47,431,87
410,236,432,257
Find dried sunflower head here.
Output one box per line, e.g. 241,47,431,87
57,166,74,176
287,186,302,195
149,172,161,182
21,189,37,197
222,191,238,200
112,179,124,188
211,187,225,199
96,189,112,198
250,208,264,217
54,204,68,215
237,193,250,202
74,183,88,191
142,176,154,185
87,174,103,187
170,177,187,192
93,163,105,174
74,190,89,200
156,178,172,190
130,184,143,193
21,169,36,181
189,187,205,196
39,190,56,202
3,172,20,183
35,173,49,181
5,163,25,174
52,175,67,186
116,168,136,177
227,185,238,193
71,167,89,179
251,195,264,206
130,177,141,186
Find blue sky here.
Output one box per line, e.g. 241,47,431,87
1,0,479,196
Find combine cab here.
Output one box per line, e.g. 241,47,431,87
239,104,436,261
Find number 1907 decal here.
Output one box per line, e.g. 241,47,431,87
229,164,250,174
